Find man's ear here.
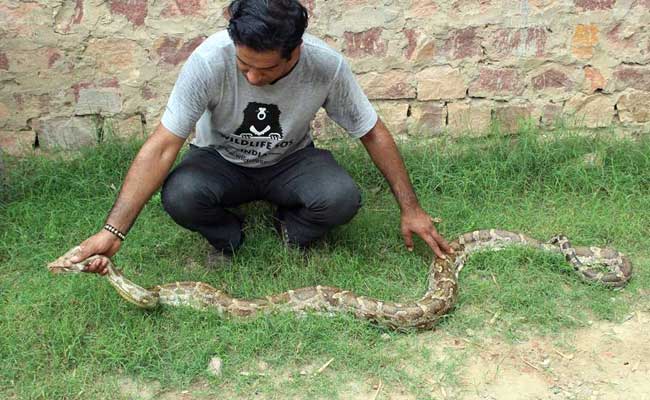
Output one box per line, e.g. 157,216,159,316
289,41,303,60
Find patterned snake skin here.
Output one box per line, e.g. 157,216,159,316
48,230,632,330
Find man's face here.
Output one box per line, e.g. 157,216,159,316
235,45,300,86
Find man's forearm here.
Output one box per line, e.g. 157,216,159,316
106,124,185,233
360,118,420,213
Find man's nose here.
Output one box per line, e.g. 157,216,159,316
246,70,263,85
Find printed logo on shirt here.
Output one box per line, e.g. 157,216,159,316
233,102,284,141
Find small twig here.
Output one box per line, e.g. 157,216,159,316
371,380,383,400
239,371,267,377
491,274,500,288
553,348,574,360
520,355,542,372
489,311,501,325
315,358,335,375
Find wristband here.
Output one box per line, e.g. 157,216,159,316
103,224,126,241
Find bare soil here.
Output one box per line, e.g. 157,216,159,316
118,311,650,400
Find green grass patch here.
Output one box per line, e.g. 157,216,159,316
1,128,648,399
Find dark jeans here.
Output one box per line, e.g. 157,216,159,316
161,145,362,252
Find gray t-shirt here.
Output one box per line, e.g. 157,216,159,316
161,31,378,168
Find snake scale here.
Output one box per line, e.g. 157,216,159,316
48,230,632,330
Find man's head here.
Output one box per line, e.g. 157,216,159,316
227,0,308,86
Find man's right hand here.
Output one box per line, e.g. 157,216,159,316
69,230,122,275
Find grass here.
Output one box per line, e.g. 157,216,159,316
1,126,649,399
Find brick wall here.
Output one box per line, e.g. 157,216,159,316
1,0,649,154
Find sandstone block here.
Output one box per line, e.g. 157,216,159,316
54,0,84,34
416,66,466,101
72,79,120,102
468,68,524,99
604,24,650,65
408,102,446,137
10,93,52,126
75,89,122,116
84,39,137,74
447,101,492,136
572,24,599,60
405,0,439,19
440,27,482,61
155,36,206,66
374,101,410,135
584,66,606,93
337,6,400,35
611,66,650,92
575,0,615,10
403,29,418,60
494,104,533,134
358,70,416,100
402,29,437,63
636,0,650,8
0,3,48,37
109,0,148,26
617,90,650,123
161,0,208,17
343,28,388,58
565,94,615,128
104,116,145,139
35,117,98,150
487,27,548,59
0,130,35,155
531,68,573,91
540,103,564,127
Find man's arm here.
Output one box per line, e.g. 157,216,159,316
359,118,453,259
70,123,186,274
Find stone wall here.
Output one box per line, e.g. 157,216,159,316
1,0,649,154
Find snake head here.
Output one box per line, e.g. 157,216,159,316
47,246,104,274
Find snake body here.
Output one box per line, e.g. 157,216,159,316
47,230,632,330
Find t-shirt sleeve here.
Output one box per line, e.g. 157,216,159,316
323,58,378,139
160,53,219,138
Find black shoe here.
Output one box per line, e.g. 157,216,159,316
205,248,233,269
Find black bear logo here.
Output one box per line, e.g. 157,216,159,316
233,102,283,141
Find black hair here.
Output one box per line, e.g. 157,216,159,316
227,0,309,59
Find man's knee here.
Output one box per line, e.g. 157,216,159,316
161,168,207,224
307,178,361,225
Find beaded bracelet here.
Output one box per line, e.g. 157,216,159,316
103,223,126,241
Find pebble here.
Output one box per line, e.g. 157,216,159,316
207,357,223,377
258,361,269,371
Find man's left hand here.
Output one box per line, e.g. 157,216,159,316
400,207,454,259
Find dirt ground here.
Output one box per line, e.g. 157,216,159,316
119,311,650,400
448,311,650,400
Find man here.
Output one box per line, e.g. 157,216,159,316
73,0,453,274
